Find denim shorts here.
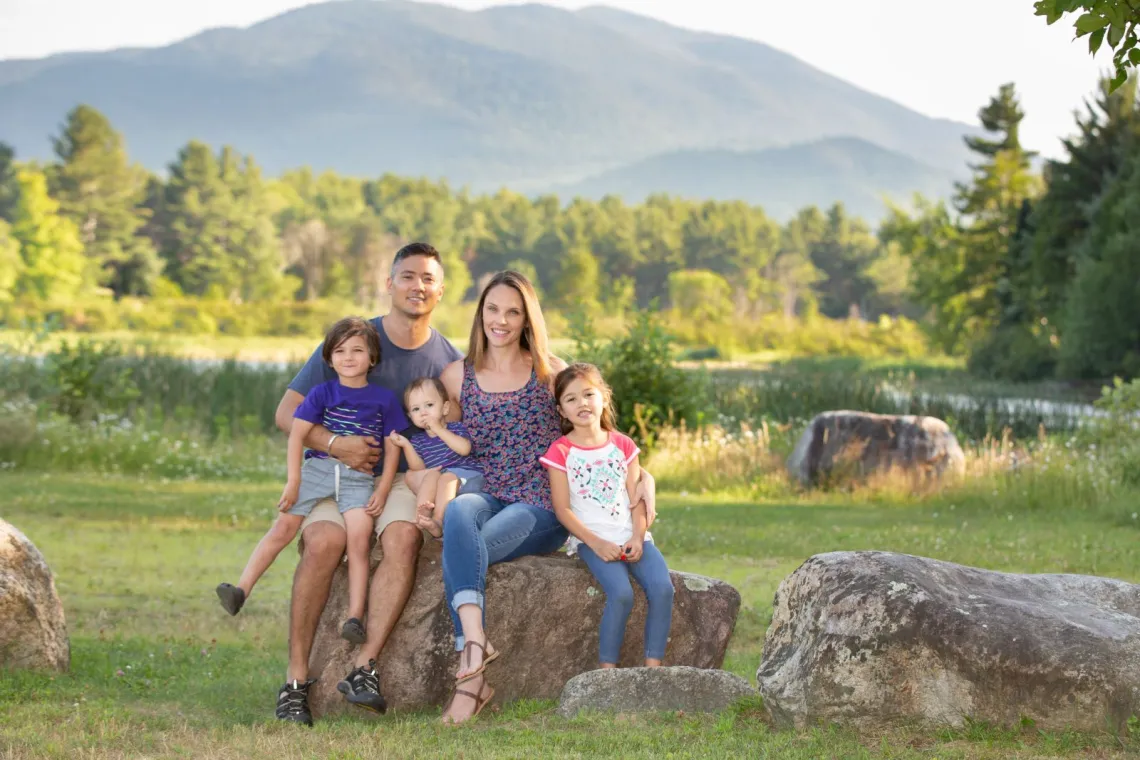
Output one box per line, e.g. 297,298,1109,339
288,456,374,517
443,466,484,495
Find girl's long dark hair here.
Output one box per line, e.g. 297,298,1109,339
553,362,617,435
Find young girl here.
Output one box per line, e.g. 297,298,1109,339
216,317,407,645
388,377,482,539
540,362,674,669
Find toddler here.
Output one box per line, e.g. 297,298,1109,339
388,377,482,539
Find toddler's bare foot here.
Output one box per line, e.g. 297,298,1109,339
416,507,443,539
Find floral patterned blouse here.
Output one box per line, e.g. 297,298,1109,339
460,362,561,510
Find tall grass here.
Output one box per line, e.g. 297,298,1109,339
708,368,1085,442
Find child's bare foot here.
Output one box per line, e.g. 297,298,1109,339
416,513,443,539
417,502,443,539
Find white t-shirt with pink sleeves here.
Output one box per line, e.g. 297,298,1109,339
540,431,653,554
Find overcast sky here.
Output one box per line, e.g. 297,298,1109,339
0,0,1115,158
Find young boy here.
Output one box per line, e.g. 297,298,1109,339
388,378,481,539
216,317,407,644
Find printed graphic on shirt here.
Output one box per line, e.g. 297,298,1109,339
568,450,626,517
540,432,646,551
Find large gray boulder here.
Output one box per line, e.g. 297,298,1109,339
0,519,69,672
786,411,966,486
556,666,755,718
757,551,1140,733
307,541,740,717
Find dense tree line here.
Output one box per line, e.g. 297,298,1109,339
0,105,910,324
882,76,1140,380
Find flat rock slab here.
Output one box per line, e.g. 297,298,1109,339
757,551,1140,733
308,541,740,717
556,666,755,718
0,519,69,672
787,411,966,486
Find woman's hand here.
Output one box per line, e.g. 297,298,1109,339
622,538,644,563
633,469,657,527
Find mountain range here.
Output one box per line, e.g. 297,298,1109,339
0,0,976,220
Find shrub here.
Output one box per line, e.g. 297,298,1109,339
1087,377,1140,486
44,338,141,422
568,309,710,451
967,324,1058,382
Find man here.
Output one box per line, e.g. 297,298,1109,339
271,242,463,725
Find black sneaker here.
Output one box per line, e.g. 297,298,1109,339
337,660,387,714
216,583,245,616
341,617,366,644
275,679,315,726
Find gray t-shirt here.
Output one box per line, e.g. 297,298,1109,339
288,316,464,471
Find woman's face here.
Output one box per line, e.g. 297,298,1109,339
481,284,527,350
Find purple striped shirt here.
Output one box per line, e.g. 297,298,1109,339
410,422,479,471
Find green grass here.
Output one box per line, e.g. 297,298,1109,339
2,472,1138,758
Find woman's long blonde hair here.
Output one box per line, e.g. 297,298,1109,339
466,270,554,385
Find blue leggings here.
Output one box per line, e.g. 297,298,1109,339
577,542,674,664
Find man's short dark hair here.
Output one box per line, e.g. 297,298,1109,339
391,242,443,276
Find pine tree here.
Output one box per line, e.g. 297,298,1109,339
952,83,1040,334
1058,145,1140,378
155,141,285,301
807,203,881,319
49,105,161,296
1025,75,1139,326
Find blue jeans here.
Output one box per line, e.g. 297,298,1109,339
577,541,674,664
441,491,569,650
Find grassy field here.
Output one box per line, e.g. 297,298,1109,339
2,470,1139,759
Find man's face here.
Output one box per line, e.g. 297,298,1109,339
388,255,445,318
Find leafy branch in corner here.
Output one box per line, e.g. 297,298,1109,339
1035,0,1140,90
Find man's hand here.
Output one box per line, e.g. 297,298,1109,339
365,488,388,517
278,480,300,512
633,469,657,527
335,435,381,473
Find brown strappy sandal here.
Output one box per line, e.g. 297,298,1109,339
455,639,499,685
441,681,495,724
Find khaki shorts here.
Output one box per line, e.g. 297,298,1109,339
299,474,420,557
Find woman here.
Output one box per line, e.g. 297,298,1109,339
436,270,567,723
437,270,657,724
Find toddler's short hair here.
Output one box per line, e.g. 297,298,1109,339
403,376,450,410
